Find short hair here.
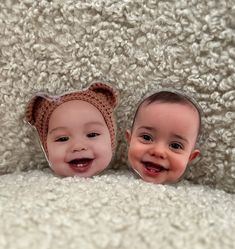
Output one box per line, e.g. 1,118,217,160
131,90,202,141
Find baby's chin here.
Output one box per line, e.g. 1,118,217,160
132,166,181,184
50,163,108,177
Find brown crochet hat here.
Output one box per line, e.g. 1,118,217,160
25,82,119,155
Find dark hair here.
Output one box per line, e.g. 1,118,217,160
131,90,202,141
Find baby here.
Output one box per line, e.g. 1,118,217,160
25,82,118,177
126,90,201,184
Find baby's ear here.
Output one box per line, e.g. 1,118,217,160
24,94,47,125
189,149,200,162
125,130,132,145
89,82,119,109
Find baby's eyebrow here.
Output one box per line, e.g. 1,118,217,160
49,121,105,134
137,126,155,131
86,121,105,127
172,134,189,144
48,126,67,134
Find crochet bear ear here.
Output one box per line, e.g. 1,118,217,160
24,94,48,125
88,82,119,109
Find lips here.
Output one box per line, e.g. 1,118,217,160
142,161,168,177
68,158,93,173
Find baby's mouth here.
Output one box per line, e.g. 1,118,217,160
142,161,168,175
68,158,93,173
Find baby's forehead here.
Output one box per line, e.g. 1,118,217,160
136,100,201,135
140,100,200,119
139,99,192,112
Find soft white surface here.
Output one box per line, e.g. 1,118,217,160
0,169,235,249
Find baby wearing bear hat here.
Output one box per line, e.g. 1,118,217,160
25,82,118,177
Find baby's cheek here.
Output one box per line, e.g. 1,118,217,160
129,142,142,158
95,140,112,158
173,160,188,178
47,148,63,164
128,148,138,165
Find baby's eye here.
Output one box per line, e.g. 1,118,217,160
170,142,183,150
55,136,69,142
140,134,153,142
87,132,100,138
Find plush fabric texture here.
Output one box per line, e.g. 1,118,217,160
25,82,118,155
0,169,235,249
0,0,234,195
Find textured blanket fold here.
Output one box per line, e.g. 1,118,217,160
0,169,234,249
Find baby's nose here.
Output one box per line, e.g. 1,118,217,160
149,143,166,159
70,140,87,152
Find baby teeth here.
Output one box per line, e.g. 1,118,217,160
75,164,87,168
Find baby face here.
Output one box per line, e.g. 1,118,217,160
46,100,112,177
126,102,200,184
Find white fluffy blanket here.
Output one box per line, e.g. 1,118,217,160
0,169,235,249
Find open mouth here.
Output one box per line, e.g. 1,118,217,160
68,158,93,173
142,161,168,176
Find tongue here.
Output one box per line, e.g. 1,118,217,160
146,165,162,173
145,162,165,172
